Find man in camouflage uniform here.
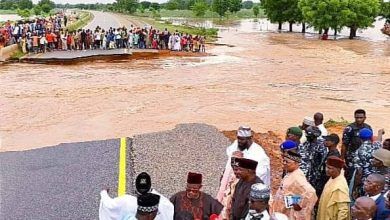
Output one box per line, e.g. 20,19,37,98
352,128,381,198
298,126,324,185
342,109,372,184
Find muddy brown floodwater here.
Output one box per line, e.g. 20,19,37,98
0,20,389,151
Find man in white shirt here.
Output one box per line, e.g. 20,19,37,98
217,126,270,203
363,173,390,219
245,183,289,220
99,172,174,220
299,116,315,144
314,112,328,140
245,183,270,219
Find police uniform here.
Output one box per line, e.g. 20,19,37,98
298,140,325,182
353,140,382,197
342,122,372,183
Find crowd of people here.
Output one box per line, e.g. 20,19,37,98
99,109,390,220
1,18,207,54
0,10,207,54
44,26,207,53
0,14,66,48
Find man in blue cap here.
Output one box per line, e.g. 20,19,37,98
342,109,372,184
280,140,298,178
352,128,382,198
280,140,297,154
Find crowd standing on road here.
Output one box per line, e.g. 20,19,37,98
1,19,207,54
0,12,207,54
99,109,390,220
43,25,206,53
0,14,66,49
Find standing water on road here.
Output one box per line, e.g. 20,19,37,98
0,19,389,151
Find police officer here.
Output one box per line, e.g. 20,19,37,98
341,109,372,184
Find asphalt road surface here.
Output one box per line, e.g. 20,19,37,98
85,11,123,31
0,138,133,220
0,124,229,219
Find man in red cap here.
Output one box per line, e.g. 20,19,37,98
170,172,223,219
317,156,351,220
230,157,263,219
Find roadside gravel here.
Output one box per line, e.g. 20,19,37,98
131,123,231,197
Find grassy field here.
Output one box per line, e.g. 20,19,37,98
0,9,17,14
134,8,265,19
324,118,351,128
129,8,266,41
66,11,94,32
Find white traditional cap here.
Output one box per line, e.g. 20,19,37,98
303,116,315,126
250,183,270,201
237,125,252,137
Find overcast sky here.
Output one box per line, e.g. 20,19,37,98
32,0,167,4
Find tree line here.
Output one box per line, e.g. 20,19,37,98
111,0,258,17
262,0,390,39
3,0,388,39
0,0,55,18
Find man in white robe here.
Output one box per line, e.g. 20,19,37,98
217,126,271,202
99,172,174,220
173,34,181,51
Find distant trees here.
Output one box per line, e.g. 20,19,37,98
242,1,253,9
150,3,160,10
33,5,42,16
18,0,33,10
17,8,31,18
36,0,55,13
0,0,55,17
253,4,259,17
380,0,390,21
299,0,349,35
229,0,242,13
262,0,383,39
0,0,17,10
191,0,209,17
344,0,380,39
115,0,139,13
212,0,229,17
140,1,152,9
262,0,290,30
0,0,33,10
165,0,194,10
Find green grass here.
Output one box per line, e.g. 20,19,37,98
10,49,25,60
128,8,266,41
133,15,218,41
0,9,18,14
324,118,351,128
66,11,94,32
134,8,265,19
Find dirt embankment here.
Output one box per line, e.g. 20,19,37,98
222,124,344,193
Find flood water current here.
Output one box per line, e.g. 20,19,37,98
1,19,389,151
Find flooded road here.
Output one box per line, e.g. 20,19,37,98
1,19,389,151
